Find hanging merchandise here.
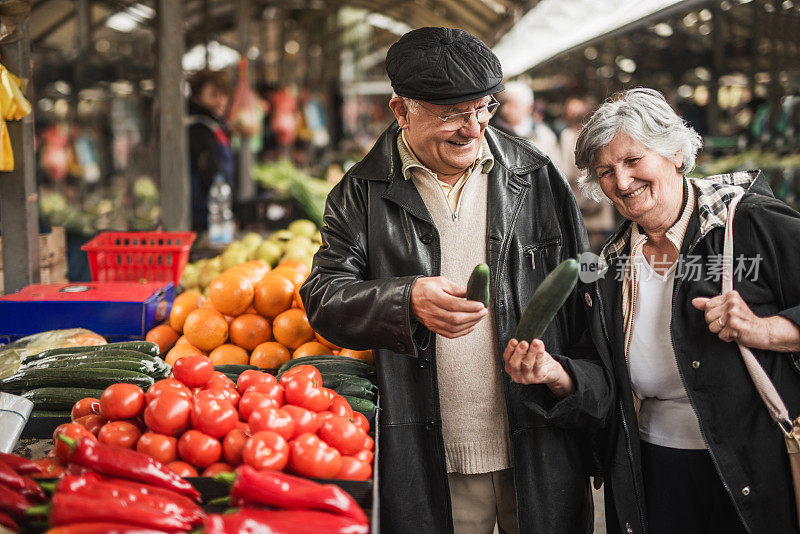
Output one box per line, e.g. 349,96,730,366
0,62,31,171
271,86,298,147
39,124,70,182
228,59,263,139
73,132,101,184
302,93,330,149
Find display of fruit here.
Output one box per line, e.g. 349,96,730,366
62,364,374,481
180,219,323,295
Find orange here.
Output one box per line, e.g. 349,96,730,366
209,344,250,366
183,307,229,352
227,261,270,286
229,314,272,351
209,271,254,316
315,331,341,351
245,305,257,314
253,274,295,319
293,285,305,312
169,290,205,333
165,343,204,367
277,259,310,278
271,309,314,350
339,348,374,365
270,266,306,288
146,324,180,356
250,342,291,369
292,341,332,359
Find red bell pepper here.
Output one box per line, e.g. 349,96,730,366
0,482,30,518
0,510,17,531
46,522,171,534
221,465,367,523
55,473,205,526
0,460,26,491
204,509,369,534
0,452,42,475
58,435,200,501
28,492,192,531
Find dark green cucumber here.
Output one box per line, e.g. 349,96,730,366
22,387,105,411
321,373,376,391
28,358,165,377
22,341,159,364
214,364,259,375
340,395,377,415
466,263,490,308
0,368,154,392
277,355,375,376
278,360,376,381
334,382,377,402
30,410,72,418
514,258,580,343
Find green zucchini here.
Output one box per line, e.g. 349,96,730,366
514,258,580,343
22,341,159,364
340,395,377,415
22,387,106,411
334,382,377,402
277,355,375,376
30,410,72,418
0,368,154,392
466,263,490,308
28,358,165,377
321,373,376,391
278,360,376,381
214,364,259,375
23,350,159,367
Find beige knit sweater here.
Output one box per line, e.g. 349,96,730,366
400,135,513,474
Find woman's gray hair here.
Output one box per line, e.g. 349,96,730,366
574,88,703,201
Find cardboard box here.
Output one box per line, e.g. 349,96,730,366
0,227,66,272
0,281,174,339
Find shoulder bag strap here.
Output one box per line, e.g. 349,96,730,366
723,193,794,436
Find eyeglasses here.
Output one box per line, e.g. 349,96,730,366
415,97,500,131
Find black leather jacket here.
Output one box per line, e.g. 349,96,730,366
300,123,612,533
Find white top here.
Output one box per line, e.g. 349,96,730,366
628,258,707,450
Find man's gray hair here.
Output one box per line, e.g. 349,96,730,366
574,88,703,200
391,92,419,114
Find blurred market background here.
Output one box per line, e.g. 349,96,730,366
1,0,799,294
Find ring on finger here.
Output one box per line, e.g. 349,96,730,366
716,318,724,327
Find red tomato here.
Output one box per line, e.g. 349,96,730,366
282,405,320,438
206,372,236,390
236,370,278,394
222,428,249,465
242,431,289,471
279,365,322,387
123,417,147,433
201,385,240,408
318,415,367,456
352,411,370,434
248,407,295,441
178,430,222,468
202,462,234,477
317,411,335,425
100,384,146,421
98,421,142,449
166,461,198,477
235,420,249,431
238,391,280,422
146,378,193,405
30,457,65,479
335,456,372,480
362,434,374,452
137,432,179,464
354,449,374,465
73,414,105,436
191,394,238,439
284,376,332,412
329,396,353,419
243,381,285,406
143,390,192,436
53,423,96,464
173,355,214,388
289,432,342,479
71,397,100,421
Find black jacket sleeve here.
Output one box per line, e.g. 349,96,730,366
299,177,421,356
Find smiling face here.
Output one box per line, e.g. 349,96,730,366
390,96,490,179
594,133,684,234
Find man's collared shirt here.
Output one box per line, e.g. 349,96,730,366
397,129,494,215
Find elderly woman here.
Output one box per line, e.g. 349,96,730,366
571,88,800,534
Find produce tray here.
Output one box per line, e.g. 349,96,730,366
20,414,71,439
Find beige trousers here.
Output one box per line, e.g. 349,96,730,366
448,468,519,534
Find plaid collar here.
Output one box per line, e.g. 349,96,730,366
600,170,759,265
396,130,494,181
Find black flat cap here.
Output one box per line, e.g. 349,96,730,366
386,27,504,105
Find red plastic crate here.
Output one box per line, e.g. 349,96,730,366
82,231,196,286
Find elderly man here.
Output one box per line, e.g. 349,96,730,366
300,27,610,534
